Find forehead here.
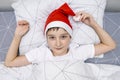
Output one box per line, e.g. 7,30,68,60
47,28,69,35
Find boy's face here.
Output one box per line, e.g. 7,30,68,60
46,28,71,56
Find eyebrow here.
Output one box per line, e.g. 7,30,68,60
47,32,69,36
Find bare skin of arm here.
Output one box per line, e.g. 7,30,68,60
75,11,116,56
4,20,31,67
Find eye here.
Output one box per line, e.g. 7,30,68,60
60,35,68,39
48,36,55,40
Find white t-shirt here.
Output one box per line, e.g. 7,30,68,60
25,43,95,64
25,43,95,80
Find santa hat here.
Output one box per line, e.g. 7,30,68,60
44,3,75,37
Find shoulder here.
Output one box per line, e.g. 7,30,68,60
25,43,51,63
70,43,94,51
69,44,95,60
25,44,49,57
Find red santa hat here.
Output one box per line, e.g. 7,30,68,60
44,3,75,37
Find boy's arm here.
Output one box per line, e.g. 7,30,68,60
75,11,116,56
90,22,116,56
4,20,31,67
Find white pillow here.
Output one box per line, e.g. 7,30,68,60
12,0,65,54
11,0,106,56
70,0,106,58
69,0,106,45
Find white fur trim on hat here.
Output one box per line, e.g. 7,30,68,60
45,21,72,37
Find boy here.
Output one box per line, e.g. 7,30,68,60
4,3,116,67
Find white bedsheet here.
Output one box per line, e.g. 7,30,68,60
0,61,120,80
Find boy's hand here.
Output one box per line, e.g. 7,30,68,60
15,20,29,38
74,11,97,27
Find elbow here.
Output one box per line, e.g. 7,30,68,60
112,44,116,50
4,61,13,67
110,42,116,50
4,62,11,67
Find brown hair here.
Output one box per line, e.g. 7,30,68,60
46,27,67,34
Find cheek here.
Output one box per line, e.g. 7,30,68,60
47,40,55,48
63,38,71,45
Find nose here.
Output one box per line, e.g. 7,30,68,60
56,38,61,47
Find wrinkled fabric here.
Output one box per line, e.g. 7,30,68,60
0,61,120,80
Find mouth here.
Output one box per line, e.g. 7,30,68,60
55,47,63,50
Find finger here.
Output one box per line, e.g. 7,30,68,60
79,13,85,21
82,13,90,22
82,14,88,21
18,20,29,26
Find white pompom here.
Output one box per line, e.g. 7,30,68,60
73,15,81,21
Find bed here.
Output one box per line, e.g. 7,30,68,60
0,0,120,80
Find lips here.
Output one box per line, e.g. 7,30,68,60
55,47,62,50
